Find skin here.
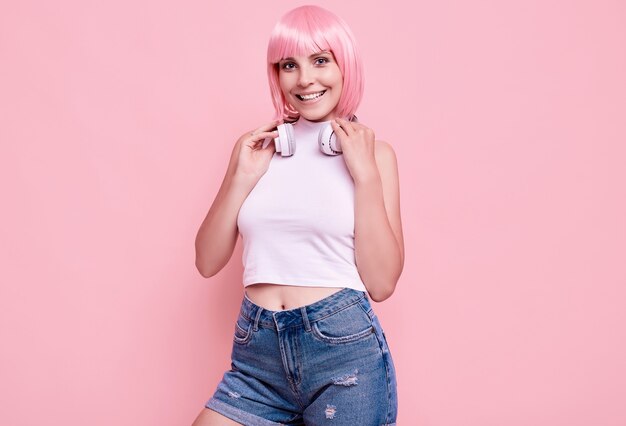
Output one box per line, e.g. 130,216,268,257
277,50,343,122
192,49,404,425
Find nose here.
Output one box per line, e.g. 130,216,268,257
297,65,314,87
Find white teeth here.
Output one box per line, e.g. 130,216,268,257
297,91,325,100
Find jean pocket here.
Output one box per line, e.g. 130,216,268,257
233,314,253,344
311,302,375,344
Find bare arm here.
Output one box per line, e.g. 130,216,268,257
353,140,404,302
330,118,404,302
194,150,254,277
195,122,278,278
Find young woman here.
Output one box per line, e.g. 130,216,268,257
192,5,404,425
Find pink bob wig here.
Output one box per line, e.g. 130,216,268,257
267,5,364,121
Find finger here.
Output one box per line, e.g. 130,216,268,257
330,119,348,139
260,130,280,149
253,119,283,134
249,130,278,144
335,118,355,136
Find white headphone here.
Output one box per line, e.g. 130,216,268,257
264,116,358,157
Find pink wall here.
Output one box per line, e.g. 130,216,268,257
1,1,625,425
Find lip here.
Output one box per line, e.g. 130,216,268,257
297,90,326,96
294,90,327,103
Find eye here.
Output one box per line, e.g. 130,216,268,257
281,62,296,71
315,57,330,65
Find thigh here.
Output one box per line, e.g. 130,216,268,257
191,408,242,426
301,347,395,426
204,313,302,424
302,301,398,425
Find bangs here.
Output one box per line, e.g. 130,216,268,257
267,13,333,63
266,5,364,121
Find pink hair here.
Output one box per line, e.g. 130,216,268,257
266,5,364,121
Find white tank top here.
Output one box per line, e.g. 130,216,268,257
236,116,367,292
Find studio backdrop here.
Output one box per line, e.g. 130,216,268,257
1,0,625,425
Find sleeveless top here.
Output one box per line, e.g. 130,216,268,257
236,116,367,292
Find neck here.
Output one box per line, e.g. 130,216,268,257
296,116,332,127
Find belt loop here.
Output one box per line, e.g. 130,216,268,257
253,307,263,332
300,306,311,332
359,296,375,320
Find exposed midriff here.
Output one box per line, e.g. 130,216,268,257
244,283,345,311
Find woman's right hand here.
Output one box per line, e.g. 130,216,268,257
234,120,281,183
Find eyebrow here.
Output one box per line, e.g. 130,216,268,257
280,51,331,62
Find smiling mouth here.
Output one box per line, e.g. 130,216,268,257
296,90,326,101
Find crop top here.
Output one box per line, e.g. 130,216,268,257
236,116,367,292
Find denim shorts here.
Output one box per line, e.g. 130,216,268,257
205,288,398,425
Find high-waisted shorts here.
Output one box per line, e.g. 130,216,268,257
204,288,398,425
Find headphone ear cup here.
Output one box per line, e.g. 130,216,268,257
318,123,342,156
274,123,295,157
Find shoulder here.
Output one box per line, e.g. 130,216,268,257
373,140,399,173
374,139,395,156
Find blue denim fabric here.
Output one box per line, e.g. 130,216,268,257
205,288,397,425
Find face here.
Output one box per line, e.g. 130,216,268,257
278,50,343,122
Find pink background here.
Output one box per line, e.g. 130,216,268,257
1,0,625,425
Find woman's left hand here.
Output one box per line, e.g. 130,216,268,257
330,118,380,182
